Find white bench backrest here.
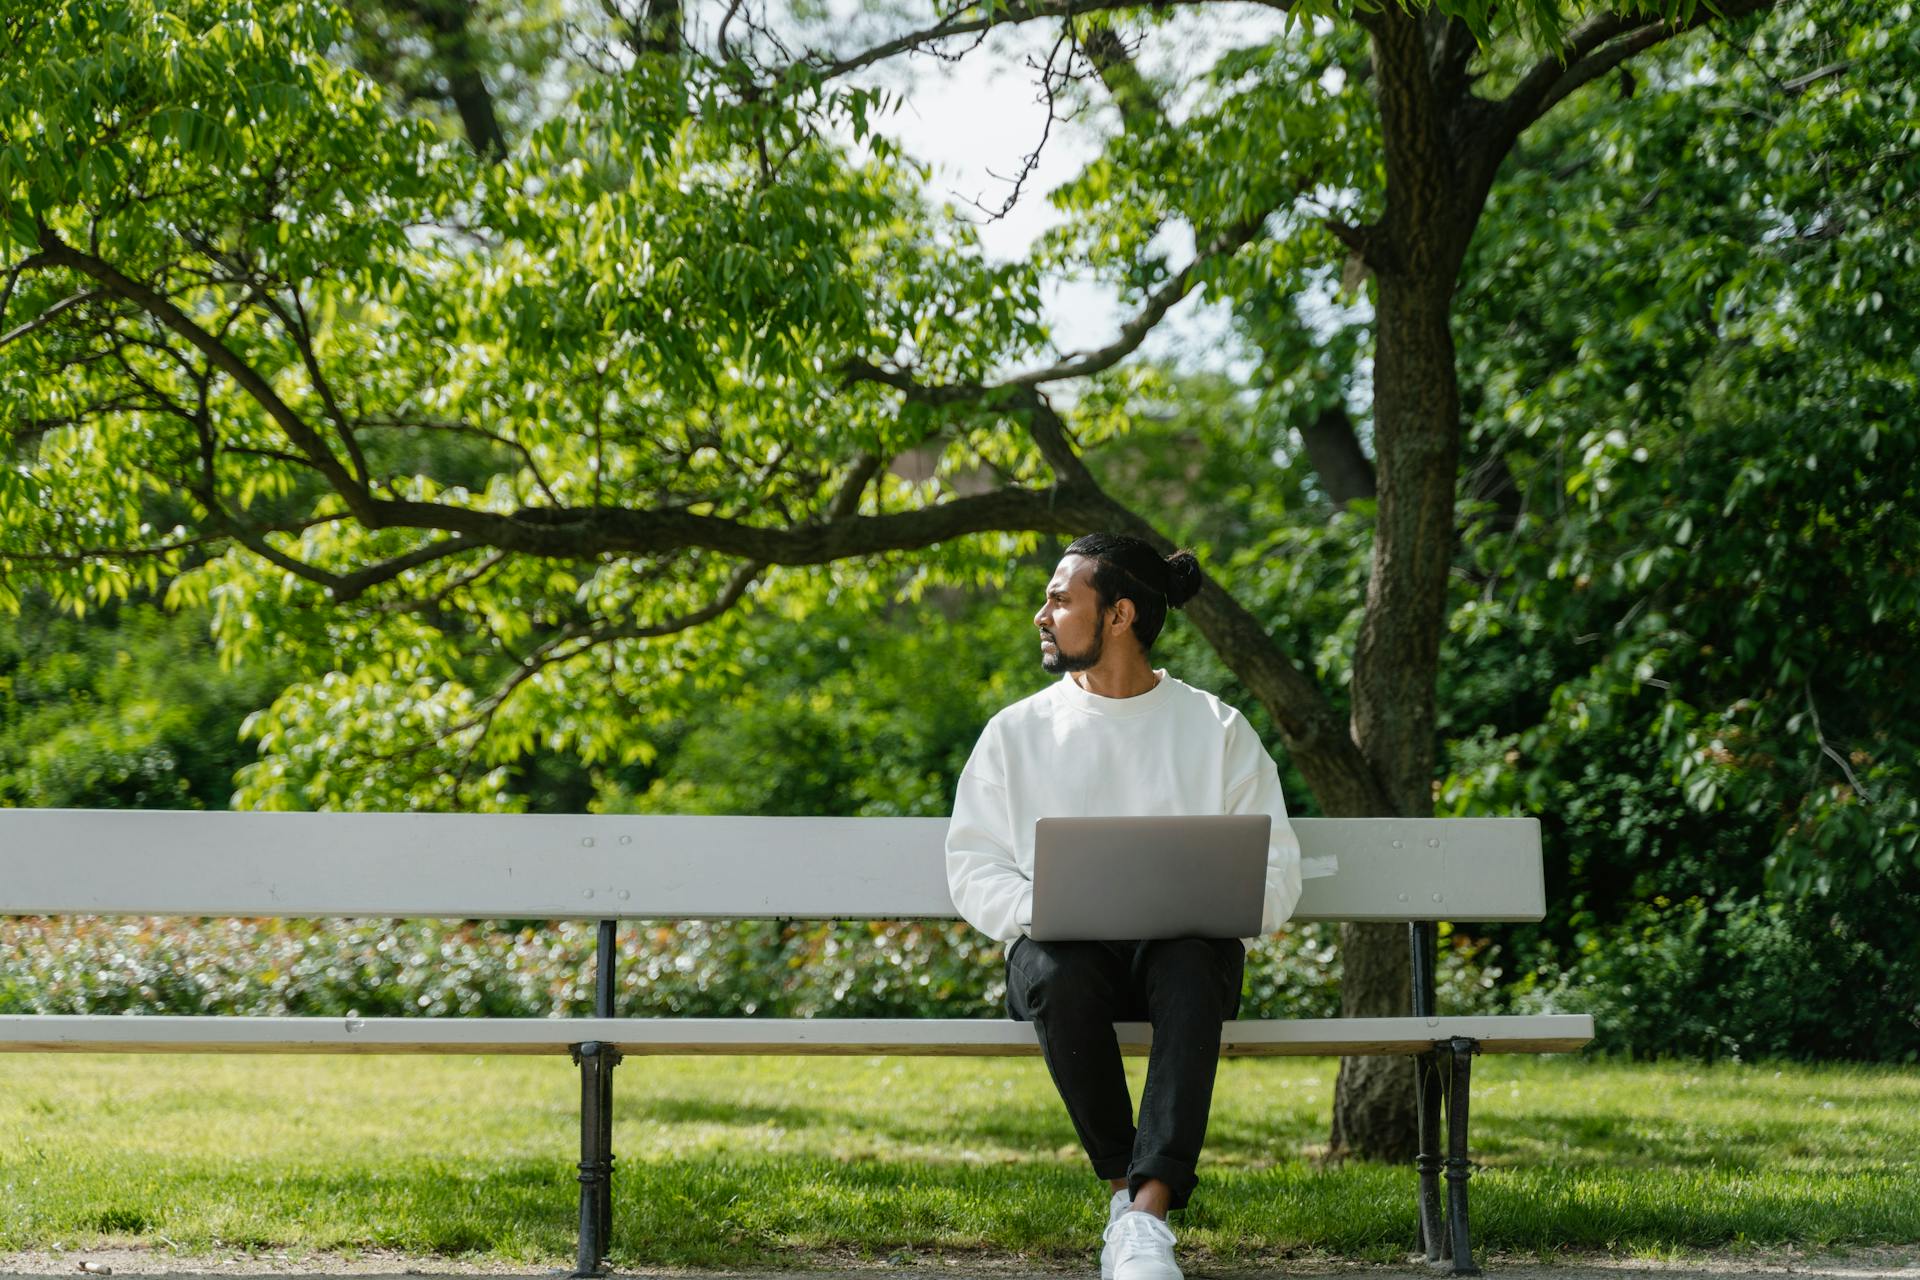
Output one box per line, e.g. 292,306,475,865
0,810,1544,922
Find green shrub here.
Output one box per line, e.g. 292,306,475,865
0,916,1508,1021
1511,889,1920,1061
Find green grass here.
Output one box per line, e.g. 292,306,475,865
1,1054,1915,1268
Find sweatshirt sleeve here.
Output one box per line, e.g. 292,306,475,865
945,726,1032,943
1223,729,1304,936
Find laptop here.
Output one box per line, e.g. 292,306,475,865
1027,814,1270,941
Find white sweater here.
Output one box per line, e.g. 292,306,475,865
945,668,1323,945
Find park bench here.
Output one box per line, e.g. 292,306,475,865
0,809,1591,1275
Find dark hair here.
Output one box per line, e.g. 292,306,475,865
1063,533,1202,651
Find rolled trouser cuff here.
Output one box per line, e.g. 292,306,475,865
1127,1154,1200,1212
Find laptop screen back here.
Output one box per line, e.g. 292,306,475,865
1028,814,1270,941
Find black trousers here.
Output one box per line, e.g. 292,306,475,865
1004,935,1245,1212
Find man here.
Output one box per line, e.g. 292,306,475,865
945,533,1305,1280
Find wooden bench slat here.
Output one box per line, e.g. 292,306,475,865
0,810,1546,923
0,1014,1593,1057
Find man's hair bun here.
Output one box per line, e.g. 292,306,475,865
1060,532,1200,651
1164,550,1202,609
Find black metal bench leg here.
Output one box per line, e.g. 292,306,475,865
1443,1036,1481,1276
574,919,622,1275
598,1044,619,1270
572,1041,617,1277
1415,1048,1446,1262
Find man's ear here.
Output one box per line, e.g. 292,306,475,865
1108,597,1135,635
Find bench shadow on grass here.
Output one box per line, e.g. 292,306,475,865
212,1156,1134,1267
28,1163,584,1259
17,1058,1917,1269
1472,1111,1800,1173
628,1095,824,1130
596,1071,1917,1262
1468,1086,1912,1178
36,1140,1915,1269
601,1151,1916,1265
622,1090,1084,1155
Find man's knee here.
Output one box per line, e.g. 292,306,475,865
1141,935,1241,976
1140,936,1244,1018
1007,938,1124,1017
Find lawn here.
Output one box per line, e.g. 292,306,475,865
0,1053,1915,1268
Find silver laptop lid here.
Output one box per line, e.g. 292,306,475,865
1029,814,1270,942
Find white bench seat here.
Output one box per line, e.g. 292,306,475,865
0,808,1587,1275
0,1013,1595,1057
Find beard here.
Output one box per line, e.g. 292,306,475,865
1040,627,1103,673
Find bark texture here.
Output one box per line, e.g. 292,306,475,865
1300,404,1377,509
1327,10,1476,1162
1329,921,1415,1155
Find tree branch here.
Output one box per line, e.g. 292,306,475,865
799,0,1289,85
29,232,379,524
954,18,1091,224
226,526,491,602
577,558,764,648
1500,10,1636,123
1081,24,1162,134
222,445,336,472
1301,402,1376,508
843,210,1269,404
197,452,1098,615
1805,678,1874,804
1424,9,1478,105
0,253,52,335
0,288,107,349
824,451,886,521
0,515,348,565
356,415,564,508
436,444,887,786
429,554,764,795
267,287,372,487
369,549,509,615
1499,0,1781,143
1013,386,1097,491
1012,215,1269,384
1782,59,1850,95
1325,217,1373,258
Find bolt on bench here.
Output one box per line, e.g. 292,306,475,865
0,810,1591,1275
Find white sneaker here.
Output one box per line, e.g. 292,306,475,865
1098,1190,1131,1279
1101,1210,1182,1280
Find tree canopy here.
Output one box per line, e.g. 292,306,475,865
4,0,1915,1148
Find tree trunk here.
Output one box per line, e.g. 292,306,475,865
1335,269,1465,1159
1305,4,1475,1163
1300,403,1377,509
1329,922,1415,1156
1085,0,1667,1166
399,0,508,161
